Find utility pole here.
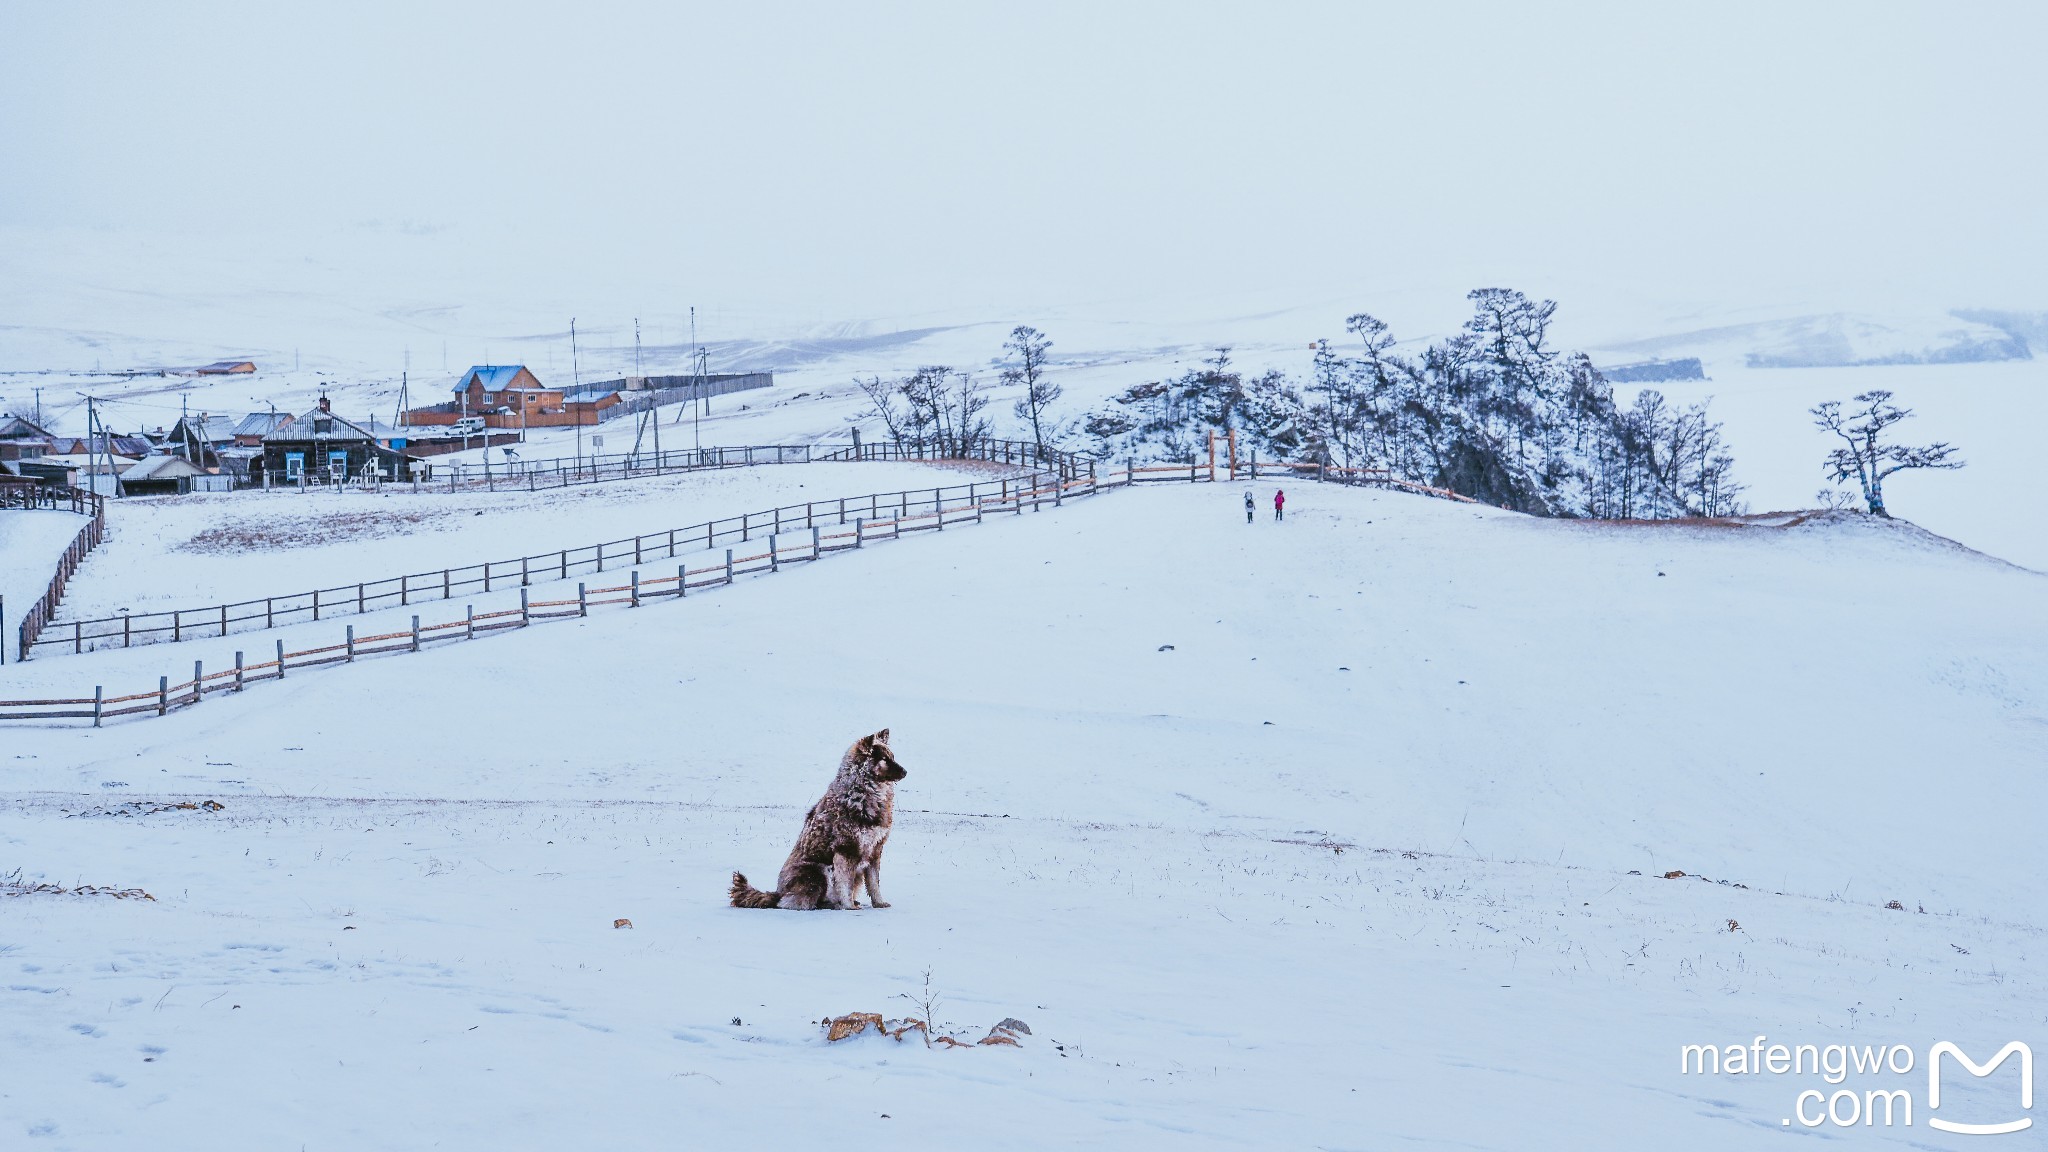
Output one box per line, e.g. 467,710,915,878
395,350,410,430
690,306,703,450
640,318,659,462
180,392,192,465
83,395,101,498
32,386,41,426
571,318,583,471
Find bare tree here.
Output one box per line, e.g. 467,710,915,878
1811,390,1963,517
856,374,907,442
896,366,991,457
1002,325,1060,452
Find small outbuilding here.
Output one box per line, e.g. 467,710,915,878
116,454,210,496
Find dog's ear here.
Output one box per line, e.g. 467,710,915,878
873,728,890,745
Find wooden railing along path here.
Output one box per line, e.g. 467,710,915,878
18,438,1078,661
2,485,106,666
0,467,1106,725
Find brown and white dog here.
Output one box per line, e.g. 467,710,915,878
729,730,907,910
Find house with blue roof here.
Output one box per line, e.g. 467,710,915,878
453,365,556,415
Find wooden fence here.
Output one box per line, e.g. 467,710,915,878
262,441,815,493
0,468,1110,725
18,439,1090,660
3,485,107,667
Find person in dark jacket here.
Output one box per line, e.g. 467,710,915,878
1274,489,1286,521
1244,490,1255,524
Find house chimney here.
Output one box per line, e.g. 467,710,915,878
318,395,331,413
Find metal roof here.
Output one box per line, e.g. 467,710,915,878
119,455,209,481
453,365,546,394
175,414,239,443
232,411,294,437
264,406,377,442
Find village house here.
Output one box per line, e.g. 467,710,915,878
261,396,416,483
116,454,214,496
455,365,559,416
193,359,257,375
406,365,620,429
164,414,238,469
0,415,54,462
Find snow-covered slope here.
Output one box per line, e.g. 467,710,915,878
4,480,2042,1148
0,510,85,638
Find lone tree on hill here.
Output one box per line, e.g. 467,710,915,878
1003,325,1059,452
1811,390,1963,518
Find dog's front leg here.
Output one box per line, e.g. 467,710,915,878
861,844,890,909
830,854,860,909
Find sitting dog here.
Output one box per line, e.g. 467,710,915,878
730,729,907,910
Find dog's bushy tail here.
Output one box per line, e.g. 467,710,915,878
729,871,780,909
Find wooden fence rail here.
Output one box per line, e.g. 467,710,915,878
19,439,1085,660
4,485,107,666
0,467,1110,725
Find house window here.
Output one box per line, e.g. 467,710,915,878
285,451,305,478
328,450,349,474
314,417,333,434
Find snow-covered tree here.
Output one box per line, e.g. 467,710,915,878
1001,325,1061,453
1811,390,1963,518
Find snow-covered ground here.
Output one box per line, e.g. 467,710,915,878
0,510,89,647
4,480,2042,1148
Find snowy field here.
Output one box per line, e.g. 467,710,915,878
4,480,2043,1148
48,461,1025,622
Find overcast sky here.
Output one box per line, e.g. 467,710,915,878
3,2,2044,332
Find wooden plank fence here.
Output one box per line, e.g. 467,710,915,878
0,467,1108,725
3,485,107,666
18,439,1084,660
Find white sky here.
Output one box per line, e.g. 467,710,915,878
3,2,2045,330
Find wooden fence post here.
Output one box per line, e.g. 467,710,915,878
520,588,530,626
677,564,687,598
235,650,245,691
521,556,529,587
157,676,168,716
631,571,640,607
411,615,421,652
725,549,734,584
93,685,102,727
769,535,780,572
578,583,587,617
855,517,864,547
934,489,943,529
467,604,475,640
192,660,203,704
357,582,365,613
276,638,285,678
346,625,355,661
220,604,229,636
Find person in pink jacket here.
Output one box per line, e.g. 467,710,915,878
1273,489,1286,521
